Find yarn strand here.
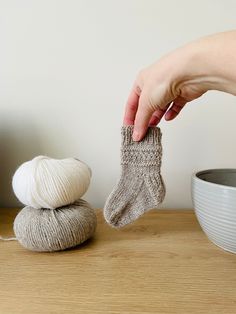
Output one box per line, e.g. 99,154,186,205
0,235,17,241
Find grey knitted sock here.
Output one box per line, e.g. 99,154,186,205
104,125,165,228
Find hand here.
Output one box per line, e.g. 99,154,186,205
123,31,236,141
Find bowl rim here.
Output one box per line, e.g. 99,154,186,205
192,168,236,191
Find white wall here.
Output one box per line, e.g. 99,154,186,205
0,0,236,209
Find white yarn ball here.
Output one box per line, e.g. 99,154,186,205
12,155,91,209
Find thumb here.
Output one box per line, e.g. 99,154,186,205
133,83,174,141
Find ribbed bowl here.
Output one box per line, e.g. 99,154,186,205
192,169,236,254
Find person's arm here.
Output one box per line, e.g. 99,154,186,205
123,30,236,141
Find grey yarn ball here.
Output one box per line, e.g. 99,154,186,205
14,199,97,252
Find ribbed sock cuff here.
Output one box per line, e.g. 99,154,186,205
121,125,162,146
121,125,162,167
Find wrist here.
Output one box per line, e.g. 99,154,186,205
179,34,236,96
171,41,230,99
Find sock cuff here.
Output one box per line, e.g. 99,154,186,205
121,125,162,167
121,125,162,146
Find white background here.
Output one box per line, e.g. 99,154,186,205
0,0,236,209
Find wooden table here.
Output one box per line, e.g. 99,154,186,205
0,208,236,314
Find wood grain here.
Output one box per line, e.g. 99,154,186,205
0,208,236,314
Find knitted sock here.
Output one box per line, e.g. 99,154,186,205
104,125,165,228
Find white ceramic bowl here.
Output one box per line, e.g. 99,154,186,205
192,169,236,254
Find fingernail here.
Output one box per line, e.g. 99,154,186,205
165,112,171,120
133,130,140,141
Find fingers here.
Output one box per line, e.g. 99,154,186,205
123,71,177,141
148,109,165,126
123,85,141,125
164,97,187,121
149,103,171,126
